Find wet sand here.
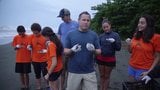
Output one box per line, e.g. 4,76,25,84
0,42,130,90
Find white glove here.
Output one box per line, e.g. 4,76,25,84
45,41,50,47
16,44,21,48
39,49,47,53
106,38,115,43
86,43,95,51
125,38,131,45
141,75,151,84
71,44,81,52
44,74,49,80
27,45,32,51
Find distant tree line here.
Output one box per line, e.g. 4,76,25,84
91,0,160,39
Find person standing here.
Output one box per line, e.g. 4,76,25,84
57,8,78,90
125,14,160,81
96,19,121,90
42,27,63,90
57,8,78,45
12,25,31,90
29,23,48,90
64,11,101,90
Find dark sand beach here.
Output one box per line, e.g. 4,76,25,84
0,42,130,90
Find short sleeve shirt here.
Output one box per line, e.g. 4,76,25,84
64,29,100,74
12,34,31,63
58,21,78,46
129,34,160,69
46,42,63,72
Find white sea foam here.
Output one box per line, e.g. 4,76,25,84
0,30,32,45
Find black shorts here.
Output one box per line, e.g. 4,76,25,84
49,69,63,81
96,60,116,67
32,62,48,79
15,63,31,73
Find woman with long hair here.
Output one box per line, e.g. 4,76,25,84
42,27,63,90
126,14,160,81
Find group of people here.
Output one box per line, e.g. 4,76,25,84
12,8,160,90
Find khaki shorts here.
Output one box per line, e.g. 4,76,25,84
66,72,98,90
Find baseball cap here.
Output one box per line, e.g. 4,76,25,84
57,8,70,17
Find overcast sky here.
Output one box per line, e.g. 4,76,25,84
0,0,106,32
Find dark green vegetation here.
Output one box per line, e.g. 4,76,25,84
91,0,160,39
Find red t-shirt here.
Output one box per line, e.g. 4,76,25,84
46,42,63,72
12,34,31,63
30,34,47,62
129,34,160,69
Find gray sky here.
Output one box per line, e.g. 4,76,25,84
0,0,106,32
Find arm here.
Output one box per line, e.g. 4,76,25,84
95,49,101,55
64,48,73,56
44,57,57,80
148,52,160,73
47,57,57,75
114,34,121,51
142,52,160,77
148,65,160,78
125,38,132,53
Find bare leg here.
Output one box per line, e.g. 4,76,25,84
36,78,41,89
20,73,25,88
98,65,105,90
49,80,59,90
24,74,29,88
104,66,113,90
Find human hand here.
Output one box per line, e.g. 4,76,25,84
71,44,81,52
86,43,95,51
106,38,115,43
16,44,21,48
27,45,32,51
15,44,21,50
44,73,49,80
45,41,50,47
125,38,131,45
38,49,47,53
141,75,151,84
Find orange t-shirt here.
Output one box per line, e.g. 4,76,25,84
129,34,160,69
12,34,31,63
46,42,63,72
30,34,47,62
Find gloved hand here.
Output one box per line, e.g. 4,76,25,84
27,45,32,51
125,38,131,45
14,44,21,50
141,75,151,84
71,44,81,52
39,49,47,53
16,44,21,48
86,43,95,51
44,73,49,80
45,41,50,47
106,38,115,43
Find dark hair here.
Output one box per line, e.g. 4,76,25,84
134,14,155,43
31,23,41,32
17,25,26,32
102,19,111,25
42,27,63,56
78,11,91,20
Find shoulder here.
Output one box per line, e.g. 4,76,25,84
111,31,119,36
48,41,56,48
14,35,19,38
151,33,160,42
71,20,78,24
